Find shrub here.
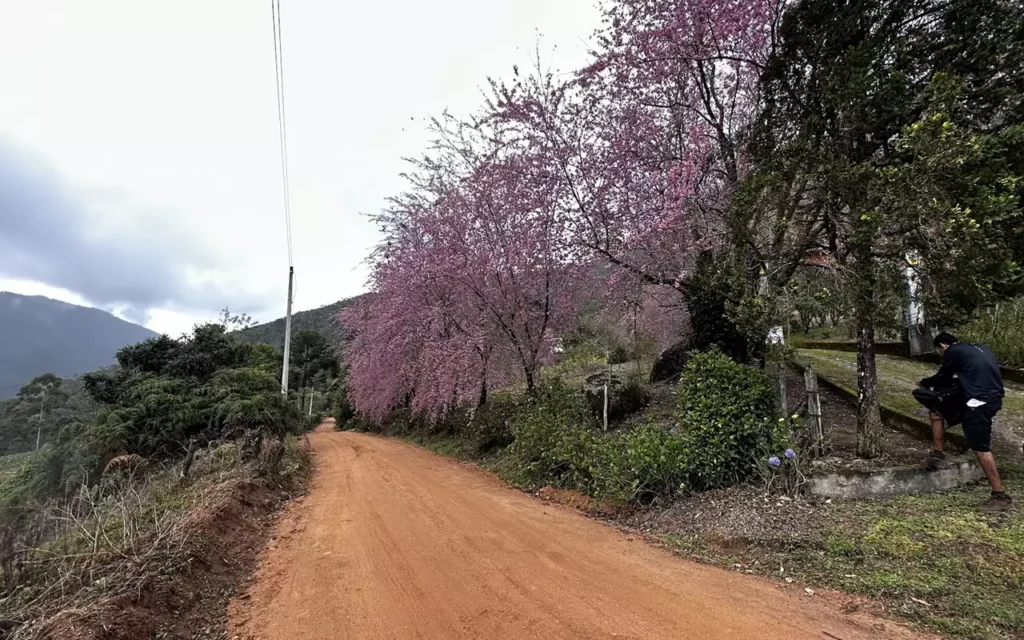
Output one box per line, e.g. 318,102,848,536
502,380,686,504
504,379,598,489
592,424,689,503
583,373,652,425
607,345,632,365
676,350,782,490
467,392,520,454
958,296,1024,368
682,251,757,363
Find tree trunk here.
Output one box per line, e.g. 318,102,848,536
603,358,610,432
855,266,883,458
478,379,488,407
524,367,536,396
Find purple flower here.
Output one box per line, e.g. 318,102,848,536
768,456,782,468
785,449,796,460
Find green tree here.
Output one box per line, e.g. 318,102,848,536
753,0,1024,456
289,330,340,412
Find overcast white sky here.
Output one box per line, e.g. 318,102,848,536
0,0,600,336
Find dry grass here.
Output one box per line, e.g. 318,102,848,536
0,435,311,639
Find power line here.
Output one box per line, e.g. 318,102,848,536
271,0,294,266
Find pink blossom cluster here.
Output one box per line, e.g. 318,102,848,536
343,0,781,420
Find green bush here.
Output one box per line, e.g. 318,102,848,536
590,424,689,503
504,379,598,489
607,345,632,365
682,251,758,363
958,297,1024,368
502,379,687,504
676,350,782,490
466,392,520,454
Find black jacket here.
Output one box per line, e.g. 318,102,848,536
920,342,1004,404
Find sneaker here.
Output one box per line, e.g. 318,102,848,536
923,450,951,470
980,494,1014,514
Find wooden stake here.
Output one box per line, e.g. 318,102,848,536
805,366,825,458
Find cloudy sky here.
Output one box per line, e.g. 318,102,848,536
0,0,600,335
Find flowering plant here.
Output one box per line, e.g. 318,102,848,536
763,447,805,496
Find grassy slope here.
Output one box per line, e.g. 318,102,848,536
793,349,1024,446
0,451,33,482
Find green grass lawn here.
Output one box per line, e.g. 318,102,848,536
812,478,1024,639
793,349,1024,450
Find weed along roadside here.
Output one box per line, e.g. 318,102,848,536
346,347,1024,640
0,324,323,639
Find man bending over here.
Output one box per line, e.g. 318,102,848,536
921,332,1012,513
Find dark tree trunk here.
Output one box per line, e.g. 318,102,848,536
524,368,536,396
854,240,883,458
478,379,488,407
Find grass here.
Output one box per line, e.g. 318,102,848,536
658,465,1024,640
0,451,34,481
1,436,312,637
793,348,1024,442
811,471,1024,639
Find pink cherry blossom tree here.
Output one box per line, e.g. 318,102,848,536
343,117,586,420
489,0,781,290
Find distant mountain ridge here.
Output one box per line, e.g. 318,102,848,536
0,292,158,399
234,296,363,352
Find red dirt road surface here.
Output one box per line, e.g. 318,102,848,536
229,427,931,640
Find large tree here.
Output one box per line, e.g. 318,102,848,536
754,0,1024,456
343,119,585,421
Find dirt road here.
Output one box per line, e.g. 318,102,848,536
230,428,929,640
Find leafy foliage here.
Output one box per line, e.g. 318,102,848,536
288,330,340,395
2,324,304,510
504,379,597,490
682,252,757,364
0,375,98,456
676,351,782,490
958,297,1024,368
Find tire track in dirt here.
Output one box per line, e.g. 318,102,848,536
229,427,933,640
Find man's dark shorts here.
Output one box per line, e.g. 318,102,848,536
962,401,1001,453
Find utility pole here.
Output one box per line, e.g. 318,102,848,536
280,266,294,395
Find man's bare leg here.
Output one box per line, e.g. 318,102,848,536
976,451,1005,493
930,412,945,452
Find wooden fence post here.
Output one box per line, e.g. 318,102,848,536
804,366,825,458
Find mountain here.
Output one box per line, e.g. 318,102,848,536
234,296,364,352
0,292,158,399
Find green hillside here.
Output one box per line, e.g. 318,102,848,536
234,296,363,352
0,292,158,399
